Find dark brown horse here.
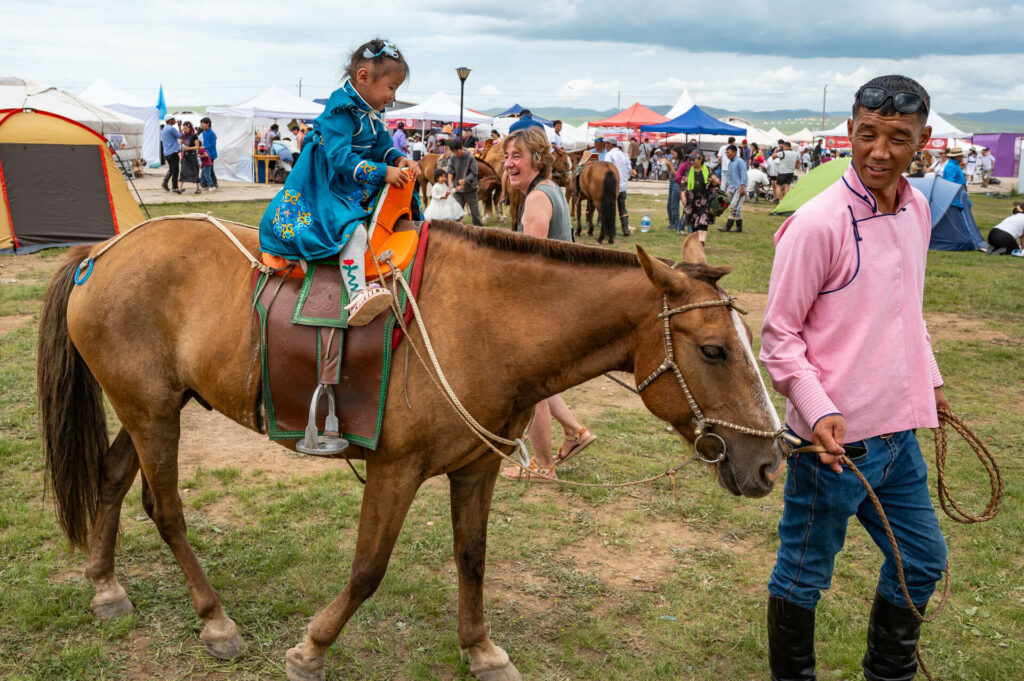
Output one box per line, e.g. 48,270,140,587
38,220,784,680
570,161,619,243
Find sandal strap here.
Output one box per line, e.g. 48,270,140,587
565,425,588,444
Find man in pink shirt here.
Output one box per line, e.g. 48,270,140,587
759,75,950,681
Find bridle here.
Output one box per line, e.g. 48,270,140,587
636,295,800,464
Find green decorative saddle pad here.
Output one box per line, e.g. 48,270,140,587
253,257,414,450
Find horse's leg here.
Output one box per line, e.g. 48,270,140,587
448,457,521,681
127,408,244,660
86,428,140,618
285,462,421,681
586,199,595,237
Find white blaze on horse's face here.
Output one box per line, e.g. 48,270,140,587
726,298,782,432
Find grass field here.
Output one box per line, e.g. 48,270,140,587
1,192,1021,680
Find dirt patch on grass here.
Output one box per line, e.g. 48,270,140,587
0,313,33,337
48,566,83,583
177,403,336,480
0,252,62,282
924,311,1009,344
562,523,684,591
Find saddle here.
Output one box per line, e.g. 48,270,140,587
253,177,427,455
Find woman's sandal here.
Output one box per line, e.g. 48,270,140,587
500,458,556,483
345,284,394,327
554,426,596,466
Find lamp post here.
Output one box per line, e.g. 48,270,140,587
821,84,829,133
456,67,471,142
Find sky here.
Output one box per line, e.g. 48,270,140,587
4,0,1024,115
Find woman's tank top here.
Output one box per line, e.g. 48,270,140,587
516,181,573,242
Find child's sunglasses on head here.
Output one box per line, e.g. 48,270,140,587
363,40,399,60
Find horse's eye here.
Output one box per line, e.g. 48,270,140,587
700,345,726,361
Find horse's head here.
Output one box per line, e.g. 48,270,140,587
632,235,784,498
551,148,572,187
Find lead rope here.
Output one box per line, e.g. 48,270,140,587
790,410,1002,681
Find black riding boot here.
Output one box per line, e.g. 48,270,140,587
768,596,817,681
862,592,926,681
718,219,734,232
620,217,630,237
736,219,743,233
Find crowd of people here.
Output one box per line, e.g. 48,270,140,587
159,114,219,194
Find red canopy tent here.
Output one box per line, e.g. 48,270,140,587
589,102,669,142
589,102,668,128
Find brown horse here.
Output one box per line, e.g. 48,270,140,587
38,220,784,680
570,160,619,244
417,152,441,206
477,161,503,222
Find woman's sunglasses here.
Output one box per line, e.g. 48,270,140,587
857,87,929,116
363,40,400,60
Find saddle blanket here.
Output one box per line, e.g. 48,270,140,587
254,221,430,449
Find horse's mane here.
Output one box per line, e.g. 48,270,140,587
428,220,730,284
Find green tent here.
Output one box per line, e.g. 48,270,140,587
772,157,852,216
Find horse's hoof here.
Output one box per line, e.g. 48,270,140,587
91,595,134,619
469,644,521,681
204,632,245,660
474,665,522,681
285,645,325,681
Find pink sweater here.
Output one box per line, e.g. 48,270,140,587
760,163,943,442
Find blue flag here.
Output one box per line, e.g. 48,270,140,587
156,85,167,118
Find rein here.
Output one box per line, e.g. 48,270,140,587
636,295,799,462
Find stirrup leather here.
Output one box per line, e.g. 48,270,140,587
295,383,350,456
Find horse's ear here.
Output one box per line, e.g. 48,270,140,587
637,245,685,294
680,233,707,264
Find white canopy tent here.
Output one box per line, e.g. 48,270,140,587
0,77,144,161
665,90,696,120
790,127,814,143
385,91,492,130
766,127,790,144
207,86,324,183
79,78,161,166
814,111,966,138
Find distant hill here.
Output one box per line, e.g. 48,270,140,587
483,105,1024,135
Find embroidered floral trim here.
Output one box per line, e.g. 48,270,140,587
353,160,385,185
273,189,312,240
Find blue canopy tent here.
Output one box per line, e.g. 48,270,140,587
906,175,985,251
639,105,746,136
495,103,552,126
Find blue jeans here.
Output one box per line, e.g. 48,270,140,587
667,181,682,231
769,429,946,609
200,166,213,188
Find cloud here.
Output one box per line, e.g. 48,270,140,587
477,84,502,96
558,78,622,98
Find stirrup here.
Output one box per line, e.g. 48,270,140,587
295,384,350,456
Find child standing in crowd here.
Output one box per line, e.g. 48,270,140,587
422,168,464,221
198,144,214,191
258,39,420,326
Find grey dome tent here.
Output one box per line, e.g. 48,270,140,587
906,176,985,251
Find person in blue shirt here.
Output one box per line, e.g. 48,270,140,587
160,115,183,193
719,144,747,232
509,109,545,133
942,147,967,208
259,38,421,326
199,117,218,190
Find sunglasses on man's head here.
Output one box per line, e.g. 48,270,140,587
363,40,400,60
857,86,929,116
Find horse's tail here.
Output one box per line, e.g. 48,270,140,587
37,248,108,551
600,169,617,236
